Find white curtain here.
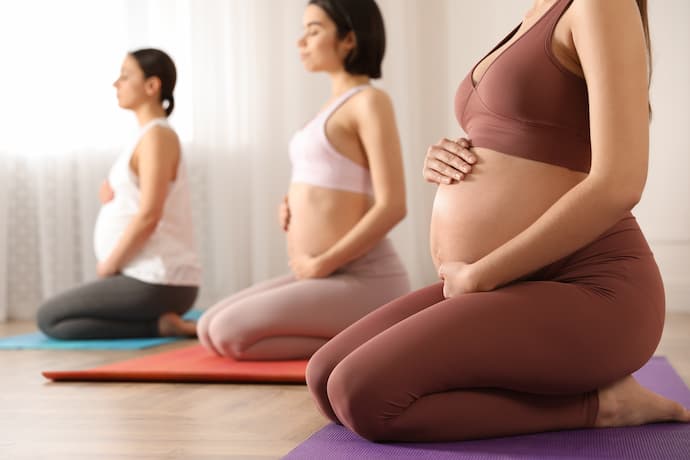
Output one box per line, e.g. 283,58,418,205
1,0,688,321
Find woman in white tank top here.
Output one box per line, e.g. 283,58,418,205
37,48,200,340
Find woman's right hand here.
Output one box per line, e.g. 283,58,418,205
278,195,291,232
99,180,114,204
423,137,477,185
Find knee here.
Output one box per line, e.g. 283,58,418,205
206,318,253,360
305,347,329,396
196,310,212,343
306,347,337,414
36,300,60,338
326,364,393,442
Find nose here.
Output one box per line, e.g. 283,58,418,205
297,34,306,48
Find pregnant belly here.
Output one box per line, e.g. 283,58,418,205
93,205,134,261
287,183,371,259
430,148,587,270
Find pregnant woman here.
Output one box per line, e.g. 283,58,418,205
197,0,409,360
306,0,690,442
37,48,200,339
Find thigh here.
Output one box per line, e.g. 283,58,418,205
198,273,295,334
38,275,184,323
208,272,416,344
308,283,444,374
331,279,661,408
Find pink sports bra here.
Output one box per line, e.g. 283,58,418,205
455,0,591,173
289,85,373,195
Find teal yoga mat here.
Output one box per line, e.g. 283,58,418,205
0,309,203,350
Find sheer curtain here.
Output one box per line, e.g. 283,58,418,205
0,0,461,320
1,0,688,322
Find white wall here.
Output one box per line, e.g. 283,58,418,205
631,0,690,311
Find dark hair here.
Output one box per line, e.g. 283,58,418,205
130,48,177,116
308,0,386,78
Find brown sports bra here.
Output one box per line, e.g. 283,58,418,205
455,0,591,173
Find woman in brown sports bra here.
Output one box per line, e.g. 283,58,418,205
305,0,690,442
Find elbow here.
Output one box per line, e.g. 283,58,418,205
618,189,643,211
395,202,407,223
610,179,645,212
136,210,163,234
589,172,645,213
382,200,406,226
600,184,644,213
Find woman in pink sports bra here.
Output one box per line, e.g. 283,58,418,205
197,0,409,360
307,0,690,442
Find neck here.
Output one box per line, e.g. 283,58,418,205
134,103,167,127
328,70,370,97
527,0,557,20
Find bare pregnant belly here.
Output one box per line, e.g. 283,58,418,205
287,183,372,259
430,148,587,270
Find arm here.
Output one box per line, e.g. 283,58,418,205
97,127,180,277
442,0,650,295
291,89,407,278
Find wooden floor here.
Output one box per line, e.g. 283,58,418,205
1,313,690,460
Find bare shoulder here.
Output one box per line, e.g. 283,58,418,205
570,0,642,31
142,125,180,148
351,86,395,122
139,124,181,158
355,86,393,109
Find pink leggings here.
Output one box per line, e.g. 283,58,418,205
198,239,409,360
306,215,665,441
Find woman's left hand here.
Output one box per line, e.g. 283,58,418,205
289,255,334,280
438,261,482,298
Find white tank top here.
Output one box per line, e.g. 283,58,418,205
93,118,201,286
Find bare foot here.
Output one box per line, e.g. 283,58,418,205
158,312,198,337
595,375,690,428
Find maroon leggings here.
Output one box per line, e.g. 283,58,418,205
306,215,665,442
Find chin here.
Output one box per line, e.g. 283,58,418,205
117,99,133,110
301,62,316,72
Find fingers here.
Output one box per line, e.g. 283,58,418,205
439,137,476,165
424,158,465,184
423,137,476,184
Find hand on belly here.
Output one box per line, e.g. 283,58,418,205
438,261,482,298
289,253,335,279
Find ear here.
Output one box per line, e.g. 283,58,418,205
144,76,162,97
343,30,357,53
338,30,357,61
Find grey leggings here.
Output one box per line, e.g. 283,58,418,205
37,275,198,339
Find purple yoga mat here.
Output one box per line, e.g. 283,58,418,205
284,357,690,460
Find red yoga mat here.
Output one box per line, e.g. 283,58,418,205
42,344,308,383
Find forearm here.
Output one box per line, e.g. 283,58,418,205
103,213,160,272
474,177,637,291
318,202,405,272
